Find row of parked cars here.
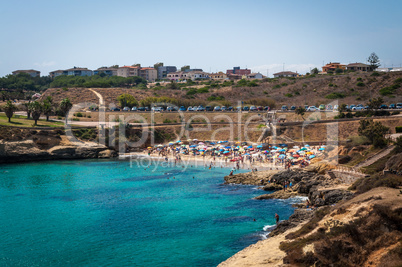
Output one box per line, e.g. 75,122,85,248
112,103,402,112
281,103,402,112
113,105,273,112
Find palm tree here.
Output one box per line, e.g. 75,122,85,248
4,100,16,122
59,98,72,124
30,101,43,126
43,99,53,121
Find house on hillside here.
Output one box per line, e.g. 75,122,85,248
273,71,298,78
157,66,177,80
117,66,141,77
12,69,40,77
210,72,227,80
187,71,209,81
64,67,92,76
247,73,264,79
49,70,64,78
226,67,251,76
94,67,118,76
139,67,158,82
346,63,371,72
167,71,188,81
322,62,346,73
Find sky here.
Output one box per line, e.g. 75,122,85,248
1,0,402,77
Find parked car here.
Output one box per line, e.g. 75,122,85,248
227,106,233,111
236,106,242,112
326,104,333,110
380,104,388,109
179,106,186,111
257,106,264,111
389,104,396,109
248,106,256,112
166,106,174,112
307,106,317,111
197,106,205,111
319,104,325,110
214,106,221,111
144,107,150,111
304,105,309,110
352,106,364,111
187,106,193,112
205,106,213,111
137,107,145,111
333,105,339,111
243,106,250,111
111,107,120,111
264,106,269,111
152,107,164,112
396,103,402,109
131,106,137,111
122,107,130,111
290,106,296,110
281,105,288,111
221,106,227,111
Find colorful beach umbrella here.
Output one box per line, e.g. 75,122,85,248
319,148,325,151
309,155,315,159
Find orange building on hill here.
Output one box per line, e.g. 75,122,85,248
322,62,346,72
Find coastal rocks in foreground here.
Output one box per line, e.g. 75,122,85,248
224,170,279,186
0,140,116,163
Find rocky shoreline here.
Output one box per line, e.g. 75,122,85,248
220,164,356,265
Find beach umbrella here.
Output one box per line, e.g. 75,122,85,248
245,153,250,155
250,148,254,151
210,142,215,145
288,156,294,160
223,151,230,154
248,146,253,149
157,144,164,147
293,146,300,149
181,144,186,147
193,139,198,141
190,145,197,148
279,154,286,159
306,152,313,155
257,145,263,148
176,140,181,143
309,155,315,159
300,147,307,151
272,146,278,149
187,139,192,142
199,149,205,152
305,144,310,147
198,142,205,145
319,148,325,151
279,149,286,152
293,154,300,158
225,146,232,149
147,146,152,149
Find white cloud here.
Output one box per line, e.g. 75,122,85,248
34,61,56,67
250,63,318,77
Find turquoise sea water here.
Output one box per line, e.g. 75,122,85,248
0,159,297,266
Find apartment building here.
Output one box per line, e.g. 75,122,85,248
12,69,41,77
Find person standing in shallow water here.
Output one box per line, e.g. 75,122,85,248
275,213,279,224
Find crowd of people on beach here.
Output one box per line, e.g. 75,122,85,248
144,139,326,172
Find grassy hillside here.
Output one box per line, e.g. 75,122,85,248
40,71,402,107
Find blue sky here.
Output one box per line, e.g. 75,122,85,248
1,0,401,77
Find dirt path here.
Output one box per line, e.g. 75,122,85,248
355,146,395,168
88,89,104,106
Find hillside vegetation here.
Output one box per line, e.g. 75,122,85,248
39,71,402,107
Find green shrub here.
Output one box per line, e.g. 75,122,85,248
356,82,365,87
370,71,380,77
75,112,83,117
325,92,346,99
72,118,80,121
379,87,394,96
281,83,288,86
163,119,172,123
394,77,402,84
284,93,293,97
273,84,281,89
396,126,402,133
197,87,209,93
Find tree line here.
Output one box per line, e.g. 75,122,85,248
50,75,147,88
2,97,73,126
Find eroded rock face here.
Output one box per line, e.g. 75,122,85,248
268,209,315,237
0,139,115,163
0,140,50,162
224,170,279,186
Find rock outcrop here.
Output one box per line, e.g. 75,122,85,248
224,170,279,186
0,139,115,163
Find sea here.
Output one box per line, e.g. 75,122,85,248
0,159,299,266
